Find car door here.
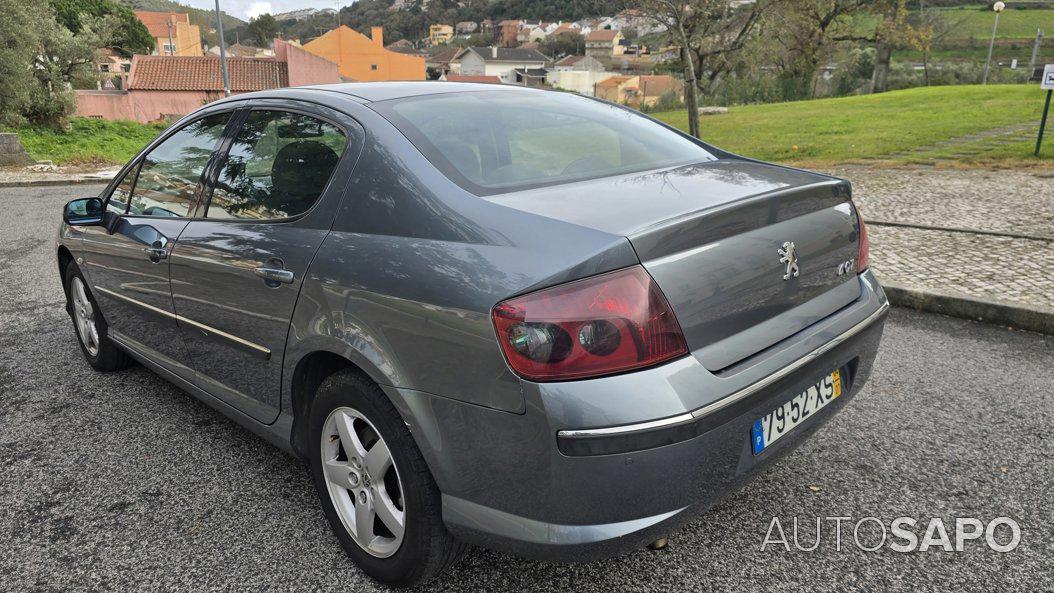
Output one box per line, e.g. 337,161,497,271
168,103,362,423
79,111,234,379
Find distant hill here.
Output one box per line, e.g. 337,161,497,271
274,7,337,22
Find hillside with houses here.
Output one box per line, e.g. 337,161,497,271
75,3,687,123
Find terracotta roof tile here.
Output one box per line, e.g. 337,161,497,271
128,56,288,91
586,29,619,42
595,75,631,87
444,75,502,84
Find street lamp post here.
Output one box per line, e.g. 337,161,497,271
214,0,231,97
982,1,1006,85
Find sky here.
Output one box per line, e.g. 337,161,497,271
182,0,340,21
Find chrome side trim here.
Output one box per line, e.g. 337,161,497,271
94,286,272,358
557,301,890,440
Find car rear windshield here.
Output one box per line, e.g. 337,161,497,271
375,90,717,195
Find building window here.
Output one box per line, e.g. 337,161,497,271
99,64,110,72
371,64,378,70
164,44,175,54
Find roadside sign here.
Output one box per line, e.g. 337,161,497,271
1037,65,1054,155
1043,64,1054,90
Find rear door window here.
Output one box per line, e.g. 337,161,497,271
128,113,230,217
206,111,347,220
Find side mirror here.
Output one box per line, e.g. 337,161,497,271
63,197,105,226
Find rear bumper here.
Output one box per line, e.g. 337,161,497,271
390,272,888,561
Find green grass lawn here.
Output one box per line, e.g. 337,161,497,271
652,84,1051,167
933,7,1054,40
6,118,168,166
855,7,1054,41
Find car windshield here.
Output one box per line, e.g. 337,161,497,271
375,90,717,194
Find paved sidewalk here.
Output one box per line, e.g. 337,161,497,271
0,165,119,187
828,166,1054,332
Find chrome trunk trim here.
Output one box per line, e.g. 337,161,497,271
557,301,889,439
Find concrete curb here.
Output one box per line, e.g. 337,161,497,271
883,281,1054,336
0,177,111,189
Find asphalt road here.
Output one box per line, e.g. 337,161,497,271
1,185,1051,592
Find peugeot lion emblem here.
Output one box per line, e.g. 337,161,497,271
778,241,799,281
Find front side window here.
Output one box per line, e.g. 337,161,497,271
206,110,346,220
128,113,229,218
376,90,716,194
106,162,140,214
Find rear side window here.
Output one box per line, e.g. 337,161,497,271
376,91,716,194
206,110,347,220
129,113,229,217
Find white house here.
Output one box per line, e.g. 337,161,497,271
553,54,605,72
449,46,549,84
546,69,620,96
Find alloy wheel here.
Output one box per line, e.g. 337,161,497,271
71,276,100,357
321,406,406,558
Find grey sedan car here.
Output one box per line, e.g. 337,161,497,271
57,82,887,586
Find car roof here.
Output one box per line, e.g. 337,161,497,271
293,81,537,103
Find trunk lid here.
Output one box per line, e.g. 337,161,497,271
488,160,862,371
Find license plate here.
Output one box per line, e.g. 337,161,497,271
751,369,842,455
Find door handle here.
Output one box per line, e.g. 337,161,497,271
144,246,168,262
254,267,294,286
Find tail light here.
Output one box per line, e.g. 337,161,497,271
856,208,870,273
491,266,688,381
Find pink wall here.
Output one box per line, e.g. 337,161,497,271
274,39,342,87
76,90,219,123
76,44,339,123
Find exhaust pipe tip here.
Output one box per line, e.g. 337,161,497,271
646,537,669,551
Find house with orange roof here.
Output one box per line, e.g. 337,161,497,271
585,29,625,59
302,26,425,81
593,74,683,107
75,39,341,123
134,10,202,56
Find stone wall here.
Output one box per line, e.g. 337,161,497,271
0,133,33,166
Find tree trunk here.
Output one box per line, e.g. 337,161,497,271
871,43,892,93
677,26,700,138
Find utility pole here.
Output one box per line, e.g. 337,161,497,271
214,0,230,97
1031,29,1044,71
982,1,1005,85
167,18,174,55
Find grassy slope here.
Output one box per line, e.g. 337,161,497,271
652,85,1049,167
10,119,168,166
855,7,1054,41
934,7,1054,40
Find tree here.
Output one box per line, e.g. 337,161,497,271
0,0,118,128
48,0,154,55
767,0,871,99
246,13,279,47
636,0,774,138
540,32,585,58
0,0,49,126
908,6,956,86
31,14,120,126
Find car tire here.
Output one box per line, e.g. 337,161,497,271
64,261,132,373
308,370,467,587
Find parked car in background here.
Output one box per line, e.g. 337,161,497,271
56,83,888,586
